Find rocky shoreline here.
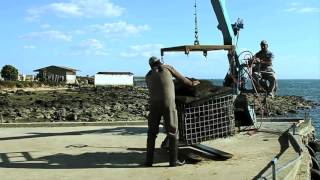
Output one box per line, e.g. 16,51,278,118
0,86,148,123
0,86,317,123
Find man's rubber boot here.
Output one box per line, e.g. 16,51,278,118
145,136,155,167
161,136,169,151
169,137,185,167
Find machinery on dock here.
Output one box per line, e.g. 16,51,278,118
159,2,319,178
159,0,257,159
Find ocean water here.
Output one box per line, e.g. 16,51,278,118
276,79,320,138
212,79,320,138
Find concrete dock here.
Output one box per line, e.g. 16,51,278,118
0,121,314,180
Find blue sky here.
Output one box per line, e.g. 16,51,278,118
0,0,319,79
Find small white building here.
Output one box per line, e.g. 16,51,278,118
94,72,134,86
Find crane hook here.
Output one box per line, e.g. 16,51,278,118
203,50,207,59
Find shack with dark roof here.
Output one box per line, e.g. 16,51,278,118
34,65,78,84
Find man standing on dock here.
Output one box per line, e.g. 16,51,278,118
145,56,200,167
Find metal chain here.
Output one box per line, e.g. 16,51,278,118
194,0,200,45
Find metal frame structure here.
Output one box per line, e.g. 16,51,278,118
161,45,234,57
177,93,235,145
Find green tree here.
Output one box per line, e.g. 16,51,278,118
1,65,18,81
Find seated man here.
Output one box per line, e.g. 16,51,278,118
252,40,276,97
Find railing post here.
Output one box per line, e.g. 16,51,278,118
292,123,296,135
272,157,278,180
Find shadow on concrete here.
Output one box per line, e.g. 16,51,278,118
252,132,290,179
0,126,152,141
0,148,169,169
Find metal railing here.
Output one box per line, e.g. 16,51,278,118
258,123,304,180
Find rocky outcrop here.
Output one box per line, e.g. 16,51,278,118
0,86,317,123
246,94,316,116
0,86,149,123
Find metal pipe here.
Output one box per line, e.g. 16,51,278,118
292,123,296,135
264,155,301,179
275,156,301,174
272,158,277,180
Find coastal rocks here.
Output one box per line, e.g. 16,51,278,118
0,86,318,123
246,94,316,117
0,86,149,123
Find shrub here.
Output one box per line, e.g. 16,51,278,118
0,81,16,88
16,81,24,88
1,65,18,81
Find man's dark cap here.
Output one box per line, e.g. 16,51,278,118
260,40,268,45
149,56,160,66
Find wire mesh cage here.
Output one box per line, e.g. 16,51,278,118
177,93,235,145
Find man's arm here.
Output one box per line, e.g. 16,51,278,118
261,52,274,65
163,65,200,86
260,61,272,66
255,51,273,66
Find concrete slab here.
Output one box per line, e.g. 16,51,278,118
0,124,309,180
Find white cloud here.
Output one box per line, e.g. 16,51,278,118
69,39,108,56
19,30,72,42
40,24,51,29
120,44,163,58
120,52,139,58
23,45,36,49
285,3,320,13
25,8,44,22
284,8,297,12
26,0,124,21
49,2,82,17
90,21,150,38
290,2,300,6
299,7,320,13
19,31,72,42
73,29,86,35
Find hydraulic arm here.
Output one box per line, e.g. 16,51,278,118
211,0,245,90
210,0,234,46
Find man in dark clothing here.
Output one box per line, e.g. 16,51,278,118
145,56,200,167
252,40,276,97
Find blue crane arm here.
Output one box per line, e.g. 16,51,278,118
210,0,235,45
211,0,245,93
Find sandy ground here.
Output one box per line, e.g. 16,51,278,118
0,123,308,180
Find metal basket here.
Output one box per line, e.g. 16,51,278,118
177,93,235,145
